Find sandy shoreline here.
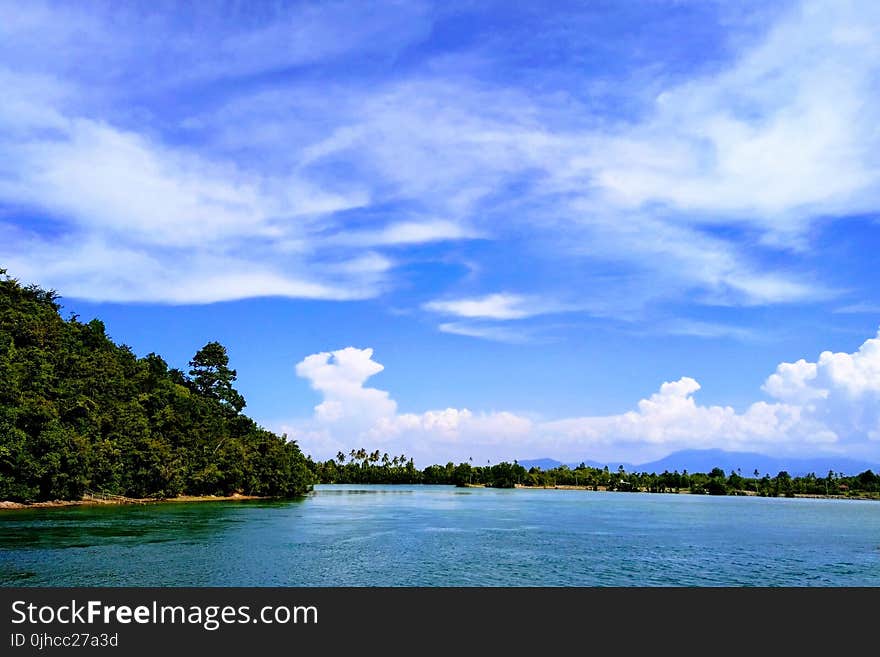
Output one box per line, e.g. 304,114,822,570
0,493,269,511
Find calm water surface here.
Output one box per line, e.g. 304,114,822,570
1,485,878,586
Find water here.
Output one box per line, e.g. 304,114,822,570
1,485,878,586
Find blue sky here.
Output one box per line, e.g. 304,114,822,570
3,0,880,465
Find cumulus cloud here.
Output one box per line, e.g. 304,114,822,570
762,359,823,403
764,332,880,400
540,380,826,459
285,332,880,465
762,331,880,442
287,346,535,464
295,347,397,426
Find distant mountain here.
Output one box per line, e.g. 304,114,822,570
517,458,565,471
632,449,879,477
518,449,880,477
518,457,623,471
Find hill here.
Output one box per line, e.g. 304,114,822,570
519,449,879,477
0,269,313,502
633,449,879,477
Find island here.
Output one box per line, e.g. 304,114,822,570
0,269,313,506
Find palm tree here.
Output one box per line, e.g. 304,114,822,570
336,451,346,465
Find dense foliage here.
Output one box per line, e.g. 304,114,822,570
518,463,880,497
308,452,880,498
308,451,527,488
0,270,313,502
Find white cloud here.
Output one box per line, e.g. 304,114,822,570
0,74,392,302
0,1,433,88
559,204,832,309
0,4,467,305
425,293,550,320
575,0,880,236
437,322,531,344
759,330,880,449
660,319,757,341
539,380,825,461
762,359,824,403
287,0,872,312
327,220,479,247
9,120,281,247
764,331,880,400
295,347,397,427
289,346,534,463
286,332,880,465
0,0,876,319
0,232,374,304
833,303,880,314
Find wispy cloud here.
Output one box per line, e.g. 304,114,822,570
425,293,549,320
833,303,880,315
326,220,480,248
659,320,758,341
437,322,531,344
0,1,434,88
0,0,875,323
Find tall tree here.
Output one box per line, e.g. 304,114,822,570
188,341,245,415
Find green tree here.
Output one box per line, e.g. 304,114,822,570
706,468,727,495
0,270,312,502
188,341,245,415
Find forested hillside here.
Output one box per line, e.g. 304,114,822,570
0,270,312,502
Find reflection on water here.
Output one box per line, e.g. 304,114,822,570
1,486,878,587
0,502,258,549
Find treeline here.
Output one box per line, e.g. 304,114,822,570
308,452,528,488
0,270,313,502
520,464,880,497
308,452,880,497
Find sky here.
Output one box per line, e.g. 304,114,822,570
2,0,880,466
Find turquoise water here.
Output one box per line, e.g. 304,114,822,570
1,485,878,586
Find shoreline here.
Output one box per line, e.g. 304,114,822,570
0,493,270,511
4,486,878,509
515,483,880,500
